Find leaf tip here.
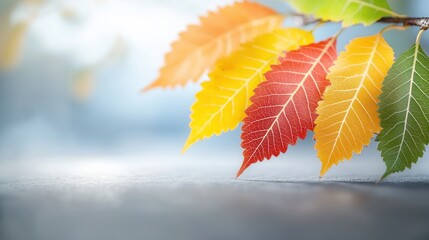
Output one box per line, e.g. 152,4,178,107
181,146,188,154
182,135,196,154
380,171,390,181
236,162,249,179
142,82,158,92
319,161,331,177
181,144,190,154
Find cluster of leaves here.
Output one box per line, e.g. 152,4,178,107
145,0,429,179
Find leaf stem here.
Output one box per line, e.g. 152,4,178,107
416,29,426,45
379,25,409,34
309,21,326,32
333,28,346,39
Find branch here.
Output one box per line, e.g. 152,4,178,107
289,13,429,30
378,17,429,30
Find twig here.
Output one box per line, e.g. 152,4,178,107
289,13,429,30
378,17,429,30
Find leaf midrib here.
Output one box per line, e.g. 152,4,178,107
325,35,382,168
245,37,336,165
347,0,400,17
391,45,420,170
168,15,282,68
192,33,311,139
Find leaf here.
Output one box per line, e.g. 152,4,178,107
72,37,126,100
238,37,337,177
0,22,29,70
73,69,94,101
314,33,394,176
377,33,429,179
0,0,44,70
287,0,401,27
183,28,314,152
144,1,284,90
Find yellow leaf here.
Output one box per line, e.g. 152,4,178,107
183,28,314,152
314,33,394,176
73,69,94,101
0,22,29,70
144,1,284,90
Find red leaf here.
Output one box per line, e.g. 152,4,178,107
238,37,337,177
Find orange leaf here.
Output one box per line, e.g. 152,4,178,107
144,1,284,90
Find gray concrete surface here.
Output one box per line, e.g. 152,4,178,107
0,157,428,240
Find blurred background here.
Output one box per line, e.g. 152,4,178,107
1,1,429,240
1,0,428,176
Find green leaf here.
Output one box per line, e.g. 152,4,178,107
287,0,401,26
378,41,429,179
